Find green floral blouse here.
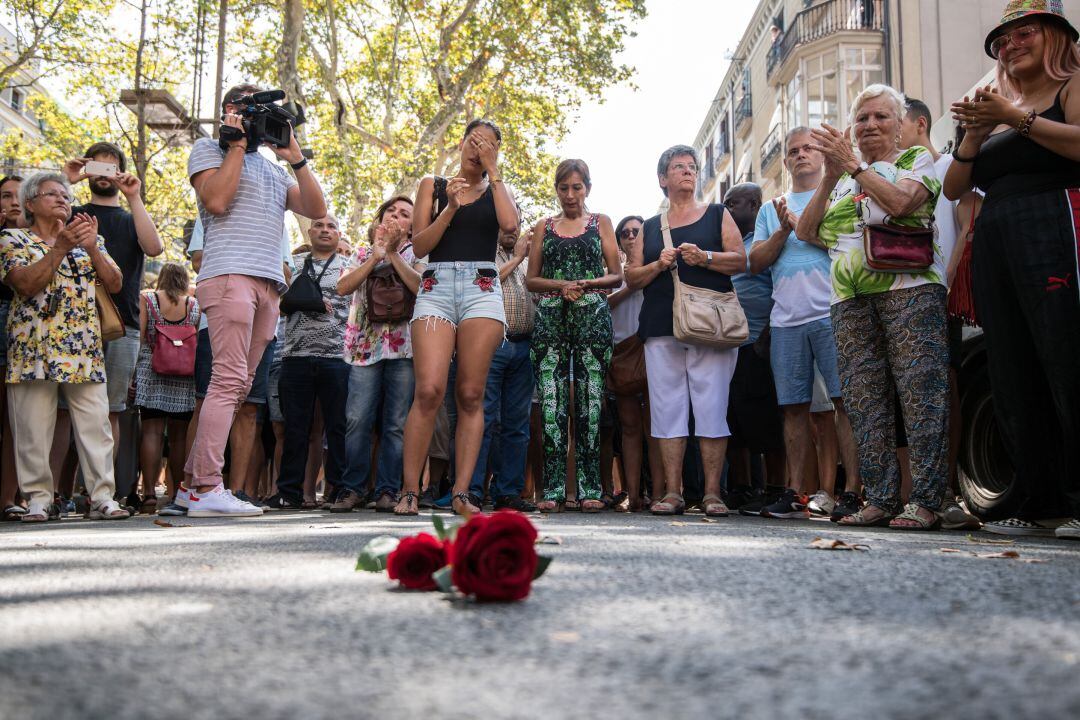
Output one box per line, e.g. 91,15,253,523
816,146,944,304
0,229,112,384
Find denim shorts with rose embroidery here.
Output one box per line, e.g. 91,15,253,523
412,261,506,328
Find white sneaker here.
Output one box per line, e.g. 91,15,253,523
1055,519,1080,540
807,491,835,516
187,485,263,518
175,485,191,509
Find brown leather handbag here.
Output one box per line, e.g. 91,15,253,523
365,243,416,323
858,200,934,272
606,335,646,396
95,282,125,342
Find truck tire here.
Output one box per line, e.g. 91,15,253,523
958,361,1020,520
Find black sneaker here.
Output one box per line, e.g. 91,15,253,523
418,487,437,509
235,491,267,512
738,487,777,516
725,485,758,510
761,489,811,519
494,495,538,512
262,493,304,511
830,491,863,523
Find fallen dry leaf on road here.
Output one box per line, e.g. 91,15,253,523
940,548,1047,563
551,632,580,643
809,537,870,551
670,521,686,526
700,518,716,523
154,519,174,528
966,534,1015,545
536,536,563,545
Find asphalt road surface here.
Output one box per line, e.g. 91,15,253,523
1,510,1078,720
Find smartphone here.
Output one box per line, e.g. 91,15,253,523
84,160,117,178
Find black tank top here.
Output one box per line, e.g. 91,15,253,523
429,185,499,263
972,85,1080,205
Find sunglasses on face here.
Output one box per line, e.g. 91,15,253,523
990,23,1041,58
619,227,640,241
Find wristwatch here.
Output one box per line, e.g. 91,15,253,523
706,250,714,264
851,161,869,179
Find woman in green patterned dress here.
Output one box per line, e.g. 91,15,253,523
796,84,949,531
525,159,622,512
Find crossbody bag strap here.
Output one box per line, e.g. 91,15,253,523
660,211,680,290
311,255,333,284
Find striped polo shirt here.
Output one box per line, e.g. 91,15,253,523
187,137,297,293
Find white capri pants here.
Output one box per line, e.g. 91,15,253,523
644,336,738,439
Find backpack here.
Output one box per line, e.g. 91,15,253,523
365,243,416,324
280,255,332,315
146,292,197,377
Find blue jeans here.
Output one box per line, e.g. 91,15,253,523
469,338,533,499
276,356,350,500
342,359,415,496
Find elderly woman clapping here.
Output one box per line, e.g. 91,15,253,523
795,84,949,530
0,172,127,522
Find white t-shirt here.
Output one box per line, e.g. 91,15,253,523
752,188,832,327
610,284,643,344
934,154,959,284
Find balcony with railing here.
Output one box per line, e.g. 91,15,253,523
734,94,753,133
760,125,782,172
767,0,886,78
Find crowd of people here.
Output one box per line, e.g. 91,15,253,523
0,1,1077,539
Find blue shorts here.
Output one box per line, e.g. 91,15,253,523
194,327,275,404
412,261,506,328
769,318,842,406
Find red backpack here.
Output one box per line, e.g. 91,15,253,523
145,292,197,377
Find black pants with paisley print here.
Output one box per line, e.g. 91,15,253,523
831,284,950,513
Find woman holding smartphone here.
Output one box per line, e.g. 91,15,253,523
396,119,519,515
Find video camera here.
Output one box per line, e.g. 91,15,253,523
219,89,307,152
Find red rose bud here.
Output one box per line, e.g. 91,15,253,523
386,532,450,591
450,510,539,602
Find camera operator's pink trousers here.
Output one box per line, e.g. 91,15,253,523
185,274,279,487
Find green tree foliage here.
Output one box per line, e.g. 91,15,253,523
0,0,114,89
231,0,646,237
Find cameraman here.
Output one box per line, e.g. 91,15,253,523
183,83,326,517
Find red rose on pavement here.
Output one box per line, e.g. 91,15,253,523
386,533,449,591
451,510,539,602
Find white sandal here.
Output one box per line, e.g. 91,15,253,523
20,502,55,523
86,499,131,521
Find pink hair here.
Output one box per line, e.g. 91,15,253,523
996,20,1080,99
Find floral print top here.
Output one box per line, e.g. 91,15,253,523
342,242,418,367
816,145,944,304
0,228,114,384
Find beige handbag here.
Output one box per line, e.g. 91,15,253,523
660,211,748,350
95,281,125,342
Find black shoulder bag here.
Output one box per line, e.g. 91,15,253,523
279,256,332,314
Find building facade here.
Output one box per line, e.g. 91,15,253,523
0,23,50,177
693,0,1080,203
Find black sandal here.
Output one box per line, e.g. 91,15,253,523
452,492,480,516
394,491,419,516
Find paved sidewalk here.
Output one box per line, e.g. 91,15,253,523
1,511,1078,719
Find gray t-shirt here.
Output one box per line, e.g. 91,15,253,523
187,138,297,293
283,252,350,358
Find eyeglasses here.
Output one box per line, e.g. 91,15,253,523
34,190,72,204
618,227,639,241
670,162,699,174
990,23,1041,58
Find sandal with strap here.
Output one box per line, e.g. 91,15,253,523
3,504,27,521
537,500,563,513
20,502,58,523
452,492,480,517
702,494,730,517
838,505,894,527
86,500,131,521
563,498,581,511
581,498,605,513
139,497,158,515
889,503,941,531
650,494,685,516
393,492,419,516
612,492,630,513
